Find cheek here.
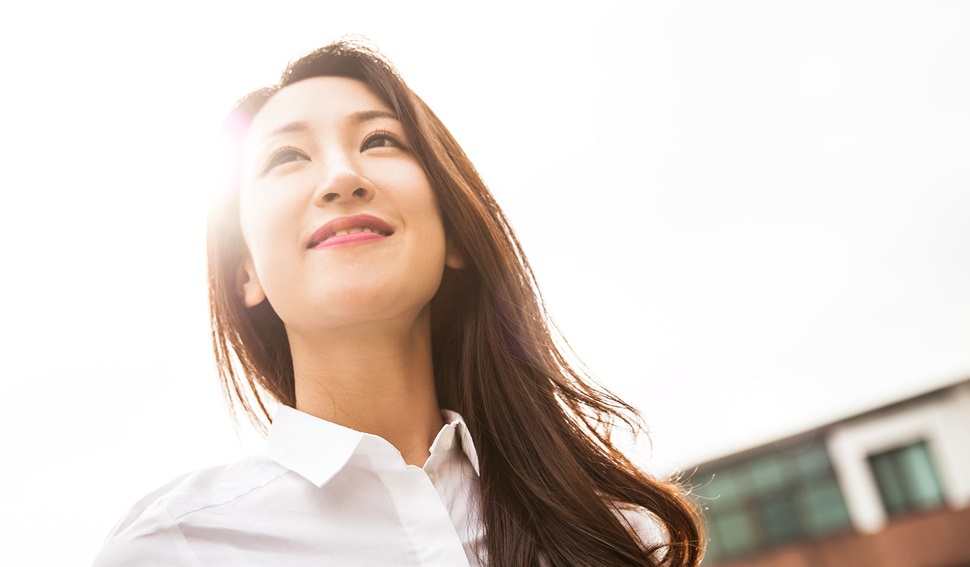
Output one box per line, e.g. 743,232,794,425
403,190,448,255
384,166,442,228
238,189,301,266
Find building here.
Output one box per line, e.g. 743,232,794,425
692,378,970,567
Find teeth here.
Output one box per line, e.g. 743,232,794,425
332,227,379,237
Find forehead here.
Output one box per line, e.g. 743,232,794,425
245,77,392,144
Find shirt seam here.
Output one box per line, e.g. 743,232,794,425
165,466,291,522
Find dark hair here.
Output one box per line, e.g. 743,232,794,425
209,38,703,566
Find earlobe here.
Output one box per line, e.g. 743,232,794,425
238,257,267,308
445,242,465,270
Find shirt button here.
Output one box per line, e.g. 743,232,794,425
427,471,437,482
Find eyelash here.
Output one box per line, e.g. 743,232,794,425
361,129,405,151
262,146,308,174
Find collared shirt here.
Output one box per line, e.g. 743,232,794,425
93,406,484,566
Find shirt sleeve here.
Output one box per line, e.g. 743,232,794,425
92,474,203,567
92,501,201,567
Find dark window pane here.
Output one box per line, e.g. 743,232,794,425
703,527,723,562
701,468,741,507
696,439,852,559
871,452,907,514
749,454,790,494
796,443,831,475
711,509,756,557
762,496,799,544
899,443,945,509
869,440,945,517
797,479,852,535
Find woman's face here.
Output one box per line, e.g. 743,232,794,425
237,77,462,334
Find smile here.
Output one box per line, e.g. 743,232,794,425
308,214,394,249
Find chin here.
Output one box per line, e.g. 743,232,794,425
301,286,437,329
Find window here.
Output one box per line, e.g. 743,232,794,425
701,470,755,560
697,440,852,564
868,440,945,517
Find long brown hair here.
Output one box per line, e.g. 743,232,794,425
209,38,703,566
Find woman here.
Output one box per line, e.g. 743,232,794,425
94,39,703,566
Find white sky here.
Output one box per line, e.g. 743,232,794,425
1,1,967,563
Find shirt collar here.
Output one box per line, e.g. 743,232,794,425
265,405,364,487
442,409,481,476
265,406,481,487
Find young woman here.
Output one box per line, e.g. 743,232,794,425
94,39,703,566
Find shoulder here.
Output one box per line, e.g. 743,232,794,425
92,457,288,566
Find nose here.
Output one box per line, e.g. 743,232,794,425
312,157,375,206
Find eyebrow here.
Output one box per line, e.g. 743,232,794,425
262,120,311,142
350,109,398,123
259,110,400,146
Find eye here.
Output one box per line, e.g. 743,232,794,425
263,147,309,174
361,130,404,151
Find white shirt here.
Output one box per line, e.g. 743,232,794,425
93,406,484,566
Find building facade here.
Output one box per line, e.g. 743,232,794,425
693,378,970,567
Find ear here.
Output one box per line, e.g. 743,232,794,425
237,256,267,308
445,240,465,270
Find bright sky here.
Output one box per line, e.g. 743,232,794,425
1,1,967,563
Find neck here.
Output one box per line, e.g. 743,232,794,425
287,309,443,467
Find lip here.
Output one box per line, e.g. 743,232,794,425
307,214,395,249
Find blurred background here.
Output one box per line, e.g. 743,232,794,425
0,1,967,565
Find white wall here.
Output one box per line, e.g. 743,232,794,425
826,382,970,533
